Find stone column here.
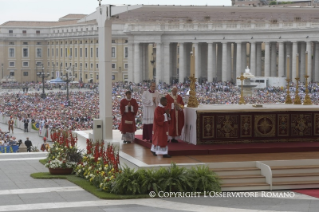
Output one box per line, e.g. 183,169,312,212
207,42,213,82
227,43,232,81
292,41,298,80
300,42,306,82
278,41,284,77
241,42,246,71
270,42,277,76
133,42,140,83
155,43,162,84
212,43,217,82
256,43,262,76
163,42,170,83
193,42,200,78
236,42,242,79
250,42,256,75
222,42,228,81
233,43,237,82
179,43,185,83
264,42,270,77
306,41,312,82
127,42,134,82
315,43,319,82
217,43,222,81
286,42,292,79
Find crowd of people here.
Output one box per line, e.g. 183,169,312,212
1,80,319,133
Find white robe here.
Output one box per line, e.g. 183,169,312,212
142,90,160,125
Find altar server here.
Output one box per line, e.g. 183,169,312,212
151,97,171,158
119,91,138,144
142,82,160,143
165,87,184,143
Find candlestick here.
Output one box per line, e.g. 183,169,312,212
303,75,312,105
237,73,248,105
285,78,292,104
294,77,301,105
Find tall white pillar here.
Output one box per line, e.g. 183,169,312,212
315,43,319,82
207,42,213,82
300,42,306,82
278,42,284,77
256,43,262,76
133,42,140,83
286,43,292,79
250,42,256,75
264,42,270,77
155,43,162,84
163,42,170,83
236,42,242,78
292,42,298,80
194,42,201,78
222,42,228,81
241,42,246,71
179,43,185,83
227,43,232,81
271,42,276,76
212,43,217,82
306,41,312,82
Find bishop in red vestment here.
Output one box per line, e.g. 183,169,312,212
165,87,184,143
151,97,171,158
119,91,139,144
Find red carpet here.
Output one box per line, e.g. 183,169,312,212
292,189,319,199
135,135,319,156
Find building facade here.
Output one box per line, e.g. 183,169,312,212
1,6,319,85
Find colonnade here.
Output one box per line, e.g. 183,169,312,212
129,41,319,84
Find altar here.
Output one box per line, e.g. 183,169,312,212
183,104,319,145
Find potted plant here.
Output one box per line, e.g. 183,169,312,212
45,130,82,175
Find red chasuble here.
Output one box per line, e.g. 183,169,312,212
119,98,138,134
152,106,169,148
165,94,185,137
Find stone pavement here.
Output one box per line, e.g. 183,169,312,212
0,151,319,212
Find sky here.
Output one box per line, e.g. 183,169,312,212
0,0,231,25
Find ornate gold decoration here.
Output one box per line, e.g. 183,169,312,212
202,116,214,138
217,115,238,138
291,114,312,136
254,115,275,137
303,75,312,105
285,78,292,104
277,114,289,136
240,115,252,137
314,114,319,136
187,74,199,108
237,73,248,105
294,77,301,104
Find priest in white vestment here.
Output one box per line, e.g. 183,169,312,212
142,82,160,143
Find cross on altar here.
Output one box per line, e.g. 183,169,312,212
98,0,102,6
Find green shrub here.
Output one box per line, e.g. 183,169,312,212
188,166,221,192
111,166,143,195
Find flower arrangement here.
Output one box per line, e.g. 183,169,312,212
45,130,82,170
74,139,120,192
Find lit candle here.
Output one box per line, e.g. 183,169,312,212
305,51,308,76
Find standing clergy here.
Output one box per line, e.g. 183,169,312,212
151,97,171,158
119,91,138,144
165,87,184,143
142,82,160,142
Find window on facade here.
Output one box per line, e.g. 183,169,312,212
80,63,82,67
23,62,29,67
65,48,67,57
124,64,128,69
75,73,77,78
85,48,88,57
112,64,116,69
36,62,42,66
124,47,128,58
96,63,98,69
61,48,63,57
112,75,115,80
23,42,28,45
47,49,49,57
80,48,82,57
75,63,77,67
96,75,99,80
111,47,116,58
36,42,41,45
36,48,42,58
56,48,58,57
9,30,13,34
112,40,115,43
85,74,88,79
36,30,40,34
85,63,88,68
23,72,28,76
9,62,14,67
125,40,128,43
65,63,68,68
96,48,98,57
9,48,15,58
90,74,93,79
23,48,28,57
10,72,15,76
90,48,93,57
22,30,27,35
75,48,77,57
48,62,50,67
70,48,72,57
9,42,14,45
91,63,93,68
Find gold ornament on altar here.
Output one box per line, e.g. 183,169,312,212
237,73,248,105
285,78,292,104
294,78,301,105
187,74,199,108
303,75,312,105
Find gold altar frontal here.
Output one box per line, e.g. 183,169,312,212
183,104,319,145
